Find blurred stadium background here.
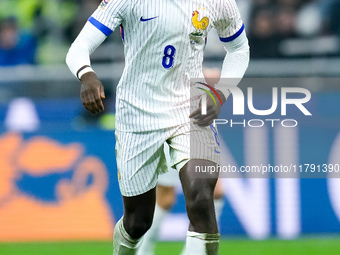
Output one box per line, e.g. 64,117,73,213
1,0,340,254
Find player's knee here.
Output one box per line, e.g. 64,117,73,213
185,187,213,217
129,222,152,239
124,215,153,239
185,190,215,232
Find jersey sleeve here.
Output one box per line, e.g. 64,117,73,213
213,0,244,43
89,0,129,36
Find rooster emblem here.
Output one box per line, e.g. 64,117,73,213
191,11,209,36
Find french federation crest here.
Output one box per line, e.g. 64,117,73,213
191,10,209,36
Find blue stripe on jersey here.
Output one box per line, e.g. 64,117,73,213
88,17,113,36
219,24,245,42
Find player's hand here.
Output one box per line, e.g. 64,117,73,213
189,90,226,127
80,72,105,114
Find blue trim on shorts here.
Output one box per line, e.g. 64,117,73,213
88,17,113,36
219,24,244,42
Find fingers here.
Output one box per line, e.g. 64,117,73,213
190,100,220,127
193,115,215,126
95,97,104,113
190,104,218,119
95,85,105,111
82,92,98,114
81,85,105,114
100,85,106,99
189,108,201,119
191,111,217,126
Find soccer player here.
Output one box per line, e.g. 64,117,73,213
66,1,249,255
138,68,226,255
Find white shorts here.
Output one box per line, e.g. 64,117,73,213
115,122,220,197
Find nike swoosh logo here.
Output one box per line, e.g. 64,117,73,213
140,16,158,22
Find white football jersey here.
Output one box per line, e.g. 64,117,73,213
90,0,244,132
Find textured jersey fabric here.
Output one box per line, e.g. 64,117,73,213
89,0,244,132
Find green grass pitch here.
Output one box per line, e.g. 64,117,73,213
1,238,340,255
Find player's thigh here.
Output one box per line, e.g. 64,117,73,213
179,158,218,199
179,158,219,233
115,130,168,197
168,122,220,203
168,122,221,171
122,187,156,238
122,187,156,217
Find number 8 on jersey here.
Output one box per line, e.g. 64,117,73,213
162,45,176,69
